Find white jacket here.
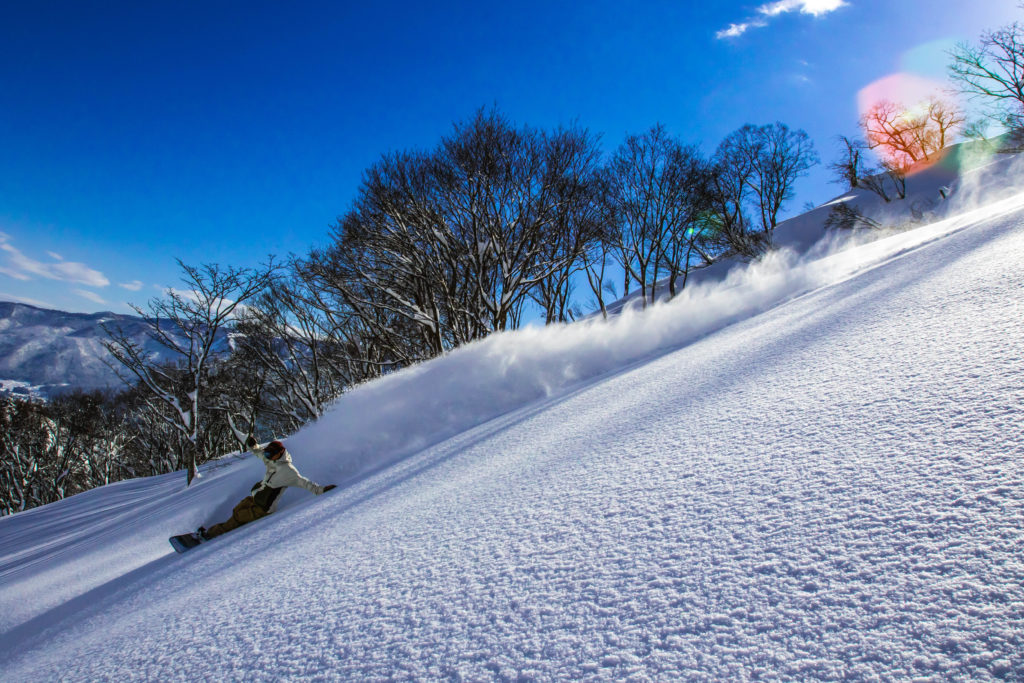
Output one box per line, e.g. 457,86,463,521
249,442,325,512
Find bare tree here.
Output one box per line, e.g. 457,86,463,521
666,208,719,297
921,98,966,152
0,390,139,515
829,135,869,189
861,100,922,168
753,123,819,239
0,397,55,514
324,149,467,359
710,122,818,253
859,168,893,202
313,108,603,359
579,232,615,319
104,260,276,484
304,231,436,371
828,132,914,203
229,265,376,435
662,161,714,298
605,125,711,307
860,97,965,169
949,20,1024,131
437,111,601,332
707,143,759,257
961,118,996,141
528,126,605,324
880,160,908,199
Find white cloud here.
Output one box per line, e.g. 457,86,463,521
717,0,847,39
73,289,108,305
0,240,110,287
52,261,110,287
161,287,247,318
163,286,198,301
48,251,64,261
717,23,750,39
759,0,847,16
119,280,145,291
0,291,54,308
0,263,31,281
716,21,765,40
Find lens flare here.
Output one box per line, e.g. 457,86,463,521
857,73,964,174
900,39,960,81
857,73,945,115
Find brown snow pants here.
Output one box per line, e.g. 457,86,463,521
204,496,270,539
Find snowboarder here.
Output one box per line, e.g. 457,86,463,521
169,437,335,553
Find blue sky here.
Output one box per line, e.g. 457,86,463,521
0,0,1019,313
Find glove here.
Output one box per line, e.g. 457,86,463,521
322,484,336,493
245,435,257,449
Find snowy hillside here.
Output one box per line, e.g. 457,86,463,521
1,153,1023,679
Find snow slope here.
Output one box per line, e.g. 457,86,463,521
1,174,1023,679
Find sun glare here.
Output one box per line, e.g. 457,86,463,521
857,73,946,117
857,72,967,172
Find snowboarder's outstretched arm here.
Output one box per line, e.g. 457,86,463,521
276,464,327,494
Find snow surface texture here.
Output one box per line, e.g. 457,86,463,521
1,165,1023,679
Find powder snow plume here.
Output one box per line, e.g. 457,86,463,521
289,184,1024,489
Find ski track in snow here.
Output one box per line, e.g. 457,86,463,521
1,196,1024,680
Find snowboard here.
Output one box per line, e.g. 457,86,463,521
169,532,204,553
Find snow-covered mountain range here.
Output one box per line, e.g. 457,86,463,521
1,141,1022,679
0,302,231,399
0,303,149,397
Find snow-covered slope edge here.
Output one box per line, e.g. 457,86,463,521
290,187,1024,490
